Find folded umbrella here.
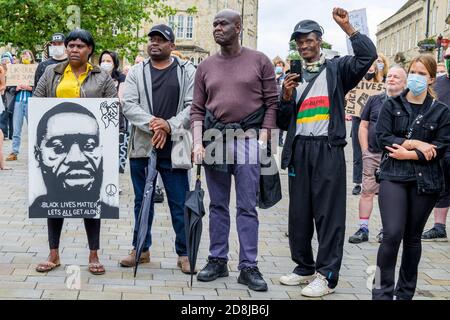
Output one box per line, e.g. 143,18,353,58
134,149,158,277
184,164,206,287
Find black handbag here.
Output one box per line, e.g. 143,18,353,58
258,143,282,209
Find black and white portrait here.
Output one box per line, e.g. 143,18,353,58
28,99,119,219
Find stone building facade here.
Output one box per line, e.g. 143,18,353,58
376,0,450,65
141,0,259,65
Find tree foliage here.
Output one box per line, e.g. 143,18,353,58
0,0,192,60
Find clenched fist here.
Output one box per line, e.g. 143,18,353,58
332,7,356,36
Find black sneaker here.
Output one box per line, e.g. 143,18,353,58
422,227,448,242
352,184,362,195
376,229,383,243
197,258,229,282
238,266,268,292
154,186,164,203
348,227,369,244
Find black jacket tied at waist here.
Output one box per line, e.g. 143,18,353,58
202,106,266,172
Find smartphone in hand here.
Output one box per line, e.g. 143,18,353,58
290,60,303,83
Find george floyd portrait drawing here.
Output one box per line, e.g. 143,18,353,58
28,99,120,219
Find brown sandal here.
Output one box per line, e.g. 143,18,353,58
88,262,105,275
36,260,60,273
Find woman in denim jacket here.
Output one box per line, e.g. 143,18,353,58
373,54,450,300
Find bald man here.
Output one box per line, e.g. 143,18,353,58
190,9,279,292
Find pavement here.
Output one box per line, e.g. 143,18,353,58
0,124,449,300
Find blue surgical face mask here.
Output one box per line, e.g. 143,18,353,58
377,62,384,71
275,66,283,75
407,73,428,96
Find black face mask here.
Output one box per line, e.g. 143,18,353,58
364,72,375,81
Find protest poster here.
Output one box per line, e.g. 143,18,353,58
346,8,369,56
5,64,38,86
28,98,120,219
119,131,130,174
345,80,385,116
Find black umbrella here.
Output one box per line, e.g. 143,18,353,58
184,164,206,287
134,150,158,277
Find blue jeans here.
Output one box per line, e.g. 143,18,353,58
12,100,28,154
130,157,189,256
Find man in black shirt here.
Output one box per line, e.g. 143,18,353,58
121,24,197,274
34,33,68,88
348,65,407,244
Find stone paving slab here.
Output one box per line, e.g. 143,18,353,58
0,124,449,300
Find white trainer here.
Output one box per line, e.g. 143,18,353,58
301,273,335,297
279,272,316,286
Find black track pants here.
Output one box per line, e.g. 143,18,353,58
288,136,346,288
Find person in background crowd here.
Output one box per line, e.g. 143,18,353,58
374,53,389,82
134,55,145,65
274,58,286,147
99,50,129,185
373,54,450,300
0,62,10,170
422,47,450,242
123,65,131,77
171,50,187,61
0,52,15,141
99,50,126,99
6,50,35,161
274,59,286,88
348,65,407,244
436,62,446,78
277,8,376,297
33,29,117,275
349,53,388,195
34,33,68,88
121,24,196,273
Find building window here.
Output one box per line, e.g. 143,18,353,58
415,20,419,46
177,16,185,39
431,4,438,35
168,16,175,30
402,28,408,52
186,16,194,39
408,24,412,49
391,34,396,56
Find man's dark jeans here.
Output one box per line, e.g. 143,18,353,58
130,157,189,256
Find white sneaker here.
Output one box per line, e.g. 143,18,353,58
301,273,335,297
279,272,316,286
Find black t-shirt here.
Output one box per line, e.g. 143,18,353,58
360,93,386,153
149,60,180,159
410,102,424,118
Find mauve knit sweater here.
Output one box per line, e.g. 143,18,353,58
190,47,279,146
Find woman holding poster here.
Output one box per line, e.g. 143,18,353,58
33,29,117,275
